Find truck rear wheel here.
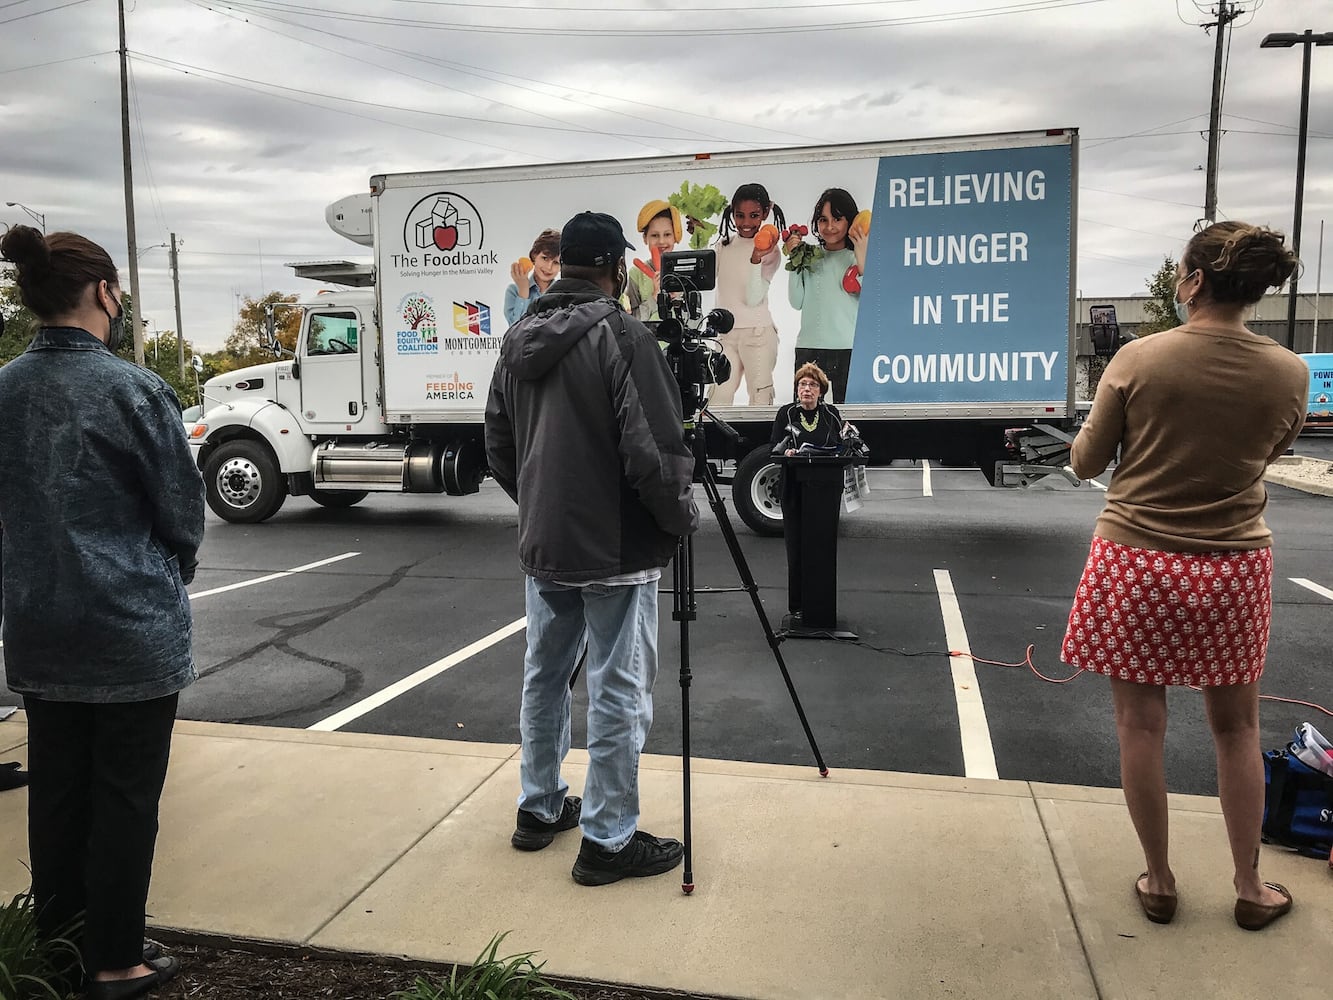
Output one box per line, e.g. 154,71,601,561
310,489,368,509
733,445,784,536
205,439,287,523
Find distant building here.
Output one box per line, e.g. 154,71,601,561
1074,291,1332,356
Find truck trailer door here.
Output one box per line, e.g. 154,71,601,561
299,309,366,430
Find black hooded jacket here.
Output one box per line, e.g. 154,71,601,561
484,279,699,582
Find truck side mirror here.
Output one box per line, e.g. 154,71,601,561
264,305,278,354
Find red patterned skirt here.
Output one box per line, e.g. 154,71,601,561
1061,537,1272,686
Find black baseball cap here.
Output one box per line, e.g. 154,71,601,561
559,211,634,267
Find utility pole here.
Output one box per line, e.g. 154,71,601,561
118,0,144,366
1203,1,1244,228
170,232,186,377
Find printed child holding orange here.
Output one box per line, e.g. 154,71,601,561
710,182,786,406
503,228,561,327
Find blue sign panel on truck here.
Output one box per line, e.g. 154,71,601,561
1301,353,1333,427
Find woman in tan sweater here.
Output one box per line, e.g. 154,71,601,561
1063,222,1308,931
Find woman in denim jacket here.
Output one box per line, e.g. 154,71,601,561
0,226,204,999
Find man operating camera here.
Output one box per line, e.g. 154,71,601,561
484,210,699,886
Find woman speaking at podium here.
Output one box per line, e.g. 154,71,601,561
770,362,844,626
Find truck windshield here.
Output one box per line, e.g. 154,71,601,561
306,312,359,356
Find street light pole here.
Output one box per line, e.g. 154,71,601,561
1261,29,1333,352
5,202,45,234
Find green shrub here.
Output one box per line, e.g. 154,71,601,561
0,889,80,1000
392,933,576,1000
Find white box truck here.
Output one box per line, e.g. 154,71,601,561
191,128,1082,531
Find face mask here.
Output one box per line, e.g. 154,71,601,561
616,264,628,299
102,285,125,352
1174,271,1195,325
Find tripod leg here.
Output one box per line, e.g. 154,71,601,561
673,533,696,894
702,463,829,777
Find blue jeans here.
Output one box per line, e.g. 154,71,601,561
519,576,660,851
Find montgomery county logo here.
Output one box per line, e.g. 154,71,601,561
452,301,492,336
396,292,439,354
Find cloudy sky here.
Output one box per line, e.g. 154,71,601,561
2,0,1330,351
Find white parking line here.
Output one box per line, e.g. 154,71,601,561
1291,578,1333,602
933,569,999,780
188,552,360,600
1089,479,1108,491
308,616,528,732
0,555,360,651
922,459,934,497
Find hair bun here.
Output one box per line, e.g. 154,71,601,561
0,224,52,279
1229,226,1299,289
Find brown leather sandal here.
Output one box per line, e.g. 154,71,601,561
1134,872,1177,924
1234,882,1292,931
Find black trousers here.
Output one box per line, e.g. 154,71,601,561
794,348,853,404
25,694,178,975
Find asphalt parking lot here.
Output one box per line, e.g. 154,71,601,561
2,450,1329,798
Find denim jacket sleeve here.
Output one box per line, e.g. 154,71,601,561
130,385,206,583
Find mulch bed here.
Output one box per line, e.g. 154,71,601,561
148,940,730,1000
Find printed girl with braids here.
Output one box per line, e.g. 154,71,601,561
1060,221,1308,933
785,187,869,403
709,182,787,406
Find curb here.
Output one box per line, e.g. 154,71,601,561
1264,469,1333,497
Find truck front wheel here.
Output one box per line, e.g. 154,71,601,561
204,440,287,523
733,445,784,536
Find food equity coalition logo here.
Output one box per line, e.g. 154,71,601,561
397,293,438,354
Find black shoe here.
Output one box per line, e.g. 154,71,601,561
84,956,181,1000
142,940,163,963
571,830,685,886
511,795,582,851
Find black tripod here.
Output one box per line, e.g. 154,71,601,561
673,417,828,894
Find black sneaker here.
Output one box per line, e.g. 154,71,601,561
511,795,582,851
571,830,685,886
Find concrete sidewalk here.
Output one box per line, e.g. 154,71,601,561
1,713,1328,999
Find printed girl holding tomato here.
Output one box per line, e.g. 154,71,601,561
710,182,787,406
785,188,869,403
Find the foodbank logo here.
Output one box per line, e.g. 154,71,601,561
397,293,438,354
400,192,498,268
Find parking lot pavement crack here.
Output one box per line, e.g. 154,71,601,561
196,562,420,723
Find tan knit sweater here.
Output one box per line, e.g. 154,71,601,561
1071,324,1308,552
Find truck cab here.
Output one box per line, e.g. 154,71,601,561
192,265,485,523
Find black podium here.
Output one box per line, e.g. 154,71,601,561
779,454,858,641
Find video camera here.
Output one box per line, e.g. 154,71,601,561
649,250,733,421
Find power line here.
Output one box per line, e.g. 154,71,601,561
182,0,693,152
188,0,802,144
126,52,553,159
127,55,170,238
209,0,1112,37
0,0,94,25
131,51,753,146
0,50,116,74
1082,186,1201,210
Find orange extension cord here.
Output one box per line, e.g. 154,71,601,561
946,644,1333,718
